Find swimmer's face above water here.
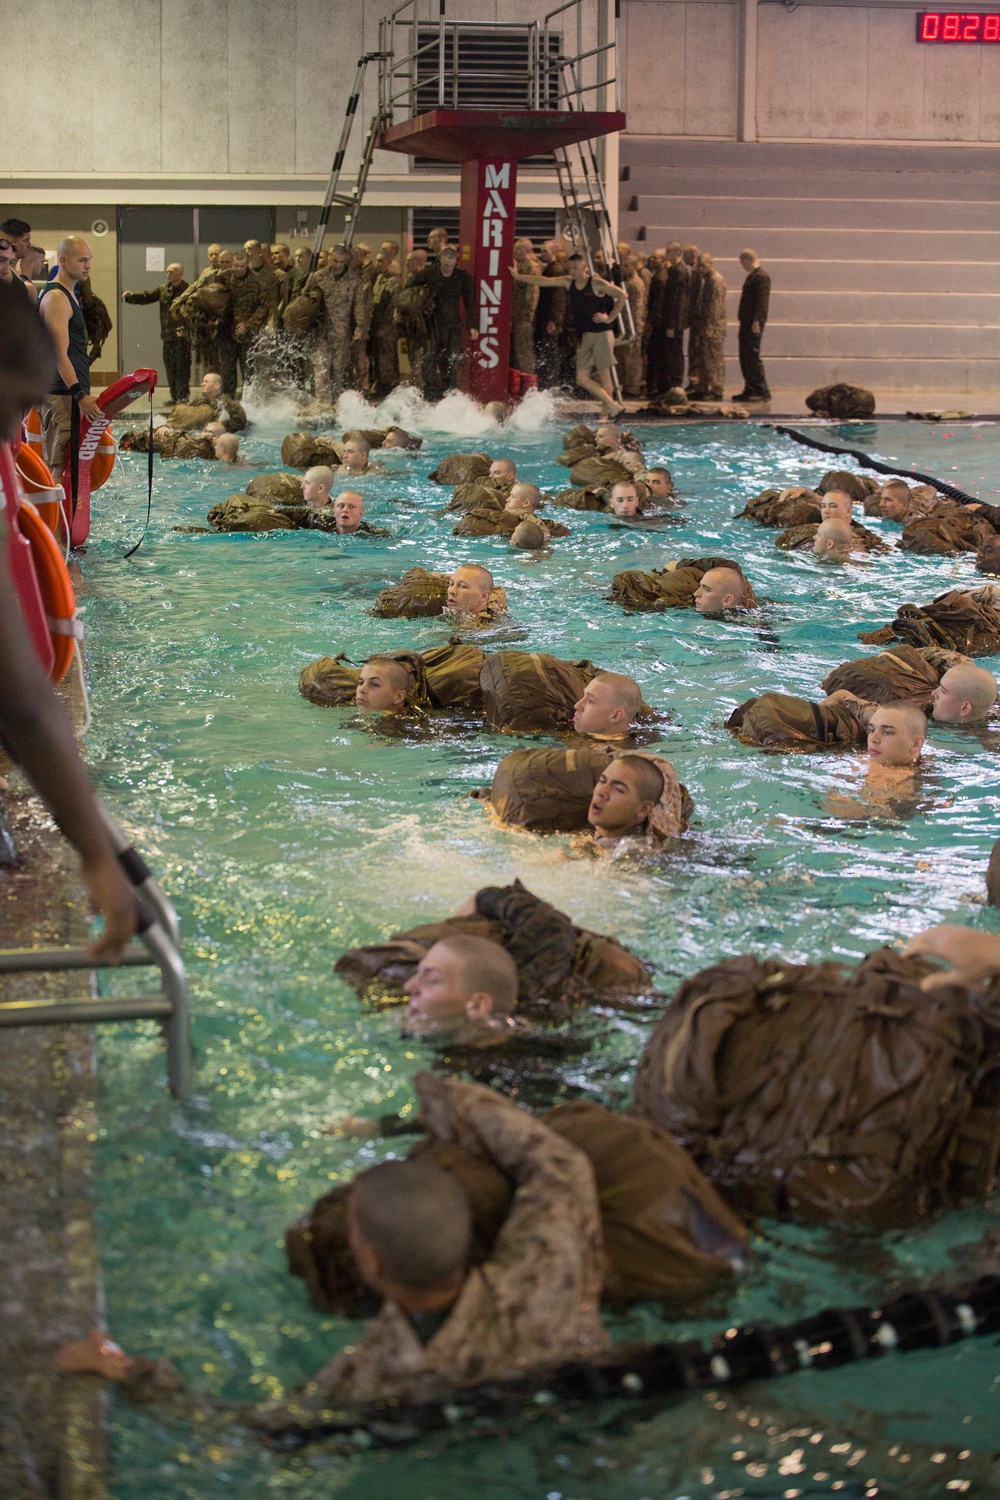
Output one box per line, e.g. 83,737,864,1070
447,564,492,615
355,659,408,713
573,673,640,737
341,438,369,472
607,483,640,518
505,483,541,515
819,491,854,524
587,761,656,836
201,372,222,401
930,664,998,724
403,942,493,1036
694,567,745,614
301,466,334,505
489,458,516,484
866,705,926,766
594,422,622,452
645,469,674,500
332,491,364,532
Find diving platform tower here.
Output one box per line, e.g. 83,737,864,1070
313,0,627,404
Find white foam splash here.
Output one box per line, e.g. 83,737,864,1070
243,377,562,440
505,387,559,432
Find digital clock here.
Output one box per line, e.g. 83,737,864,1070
917,11,1000,40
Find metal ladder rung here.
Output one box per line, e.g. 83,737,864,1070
0,941,157,973
0,996,174,1025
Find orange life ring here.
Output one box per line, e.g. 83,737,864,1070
14,443,63,535
17,498,80,683
23,404,116,490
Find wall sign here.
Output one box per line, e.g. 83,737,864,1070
917,12,1000,41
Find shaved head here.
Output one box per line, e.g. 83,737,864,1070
868,702,927,766
931,663,998,723
819,490,854,523
574,671,643,736
610,754,664,807
505,481,542,513
349,1159,472,1294
813,518,854,558
447,563,494,614
436,934,518,1016
694,566,748,613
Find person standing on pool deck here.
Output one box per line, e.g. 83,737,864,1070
36,236,100,482
512,252,627,418
122,263,190,406
732,249,771,403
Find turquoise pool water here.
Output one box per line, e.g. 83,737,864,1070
83,397,1000,1497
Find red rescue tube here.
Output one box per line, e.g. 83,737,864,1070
0,442,55,676
62,367,158,546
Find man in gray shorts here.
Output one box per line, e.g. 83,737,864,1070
512,251,626,417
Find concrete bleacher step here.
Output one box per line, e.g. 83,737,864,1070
619,136,1000,394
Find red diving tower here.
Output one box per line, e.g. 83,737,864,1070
311,0,626,404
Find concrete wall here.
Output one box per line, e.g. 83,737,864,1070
622,0,1000,143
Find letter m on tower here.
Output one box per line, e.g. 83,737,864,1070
485,164,510,190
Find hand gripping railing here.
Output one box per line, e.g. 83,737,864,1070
0,809,194,1098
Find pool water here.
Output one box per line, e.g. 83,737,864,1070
82,394,1000,1498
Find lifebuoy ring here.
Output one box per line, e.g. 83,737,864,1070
22,407,116,492
13,443,64,536
17,498,81,683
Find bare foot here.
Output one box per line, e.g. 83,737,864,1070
57,1330,135,1380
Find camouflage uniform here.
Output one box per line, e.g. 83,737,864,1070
266,1072,607,1415
218,268,269,396
510,271,538,375
251,262,288,326
123,279,190,402
174,265,225,372
306,265,370,404
695,268,727,400
368,269,401,397
616,269,648,398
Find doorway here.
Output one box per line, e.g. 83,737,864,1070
117,207,275,384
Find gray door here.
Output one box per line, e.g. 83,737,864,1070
117,207,275,385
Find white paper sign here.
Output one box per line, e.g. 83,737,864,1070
145,247,165,272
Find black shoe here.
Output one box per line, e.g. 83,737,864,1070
743,393,771,403
729,391,750,401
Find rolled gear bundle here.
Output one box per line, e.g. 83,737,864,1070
806,383,876,419
727,691,868,750
206,495,296,532
453,505,523,539
633,946,1000,1229
818,469,880,502
738,488,822,528
556,423,599,467
286,1100,746,1318
776,519,889,552
479,650,600,734
280,432,343,469
489,744,619,832
820,643,969,708
121,426,212,458
859,586,1000,657
609,557,752,613
371,566,448,618
370,568,507,623
335,881,653,1009
446,477,511,514
568,455,635,490
167,401,216,433
299,642,486,711
551,486,604,511
282,287,324,335
427,453,492,485
245,472,304,504
900,504,994,556
636,753,690,841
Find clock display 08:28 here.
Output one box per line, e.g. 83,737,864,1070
917,11,1000,40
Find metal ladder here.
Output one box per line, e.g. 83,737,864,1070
0,809,194,1099
309,52,392,268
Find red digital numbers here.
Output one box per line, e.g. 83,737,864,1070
918,11,1000,41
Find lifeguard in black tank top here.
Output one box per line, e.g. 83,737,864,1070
569,277,616,337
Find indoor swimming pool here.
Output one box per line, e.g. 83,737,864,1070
81,398,1000,1497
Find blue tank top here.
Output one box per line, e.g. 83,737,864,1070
38,281,90,395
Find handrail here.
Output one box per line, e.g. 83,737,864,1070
0,807,194,1098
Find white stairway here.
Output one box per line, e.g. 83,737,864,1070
618,138,1000,396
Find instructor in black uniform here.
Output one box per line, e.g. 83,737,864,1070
512,250,627,417
733,248,771,403
36,236,100,482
